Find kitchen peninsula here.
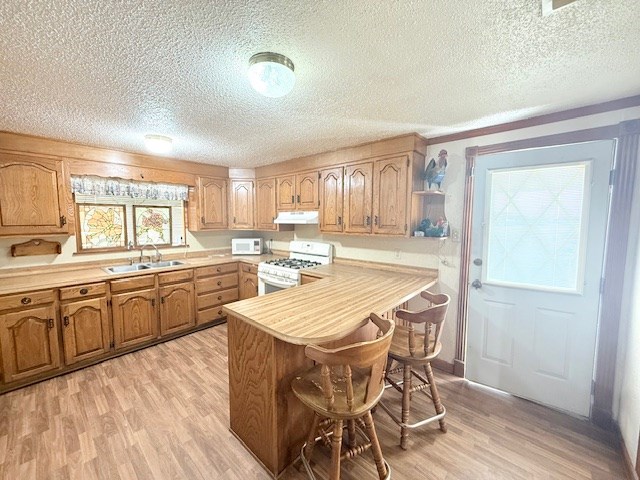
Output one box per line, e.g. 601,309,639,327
222,262,438,477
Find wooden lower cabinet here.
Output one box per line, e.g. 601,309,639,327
60,297,110,365
111,288,159,350
0,304,60,383
239,264,258,300
159,282,195,336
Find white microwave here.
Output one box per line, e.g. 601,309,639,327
232,238,262,255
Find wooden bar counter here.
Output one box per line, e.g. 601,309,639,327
222,264,438,477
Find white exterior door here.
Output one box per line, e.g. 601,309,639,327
466,140,615,416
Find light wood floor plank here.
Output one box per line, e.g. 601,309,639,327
0,324,626,479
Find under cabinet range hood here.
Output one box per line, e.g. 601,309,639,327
273,211,319,224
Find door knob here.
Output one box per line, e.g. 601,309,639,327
473,258,483,266
471,279,482,289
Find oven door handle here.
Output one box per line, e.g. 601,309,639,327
257,273,298,287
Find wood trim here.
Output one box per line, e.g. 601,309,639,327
255,133,427,178
431,358,454,374
593,121,640,430
0,131,228,181
617,424,640,480
457,121,639,425
454,146,477,375
427,94,640,146
636,430,640,478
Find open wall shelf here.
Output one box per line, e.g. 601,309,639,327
410,190,449,239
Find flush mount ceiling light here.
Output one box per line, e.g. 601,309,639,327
144,134,173,154
248,52,295,98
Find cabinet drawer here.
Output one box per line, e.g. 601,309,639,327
0,290,55,311
197,287,239,310
240,263,258,275
196,273,238,293
197,306,226,325
110,275,155,293
158,269,193,286
59,282,107,301
196,263,238,278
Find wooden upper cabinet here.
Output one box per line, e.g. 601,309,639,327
373,156,409,235
0,304,61,383
319,167,344,233
256,178,277,230
0,153,70,236
111,288,159,350
296,171,319,210
60,297,110,365
276,175,296,210
344,162,373,234
159,282,195,336
276,171,319,211
199,176,228,229
230,180,255,230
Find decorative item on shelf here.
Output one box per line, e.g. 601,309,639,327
423,149,448,190
11,238,62,257
416,217,449,237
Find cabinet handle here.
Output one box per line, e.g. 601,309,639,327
151,299,156,307
63,316,69,327
21,297,31,305
201,216,205,224
79,288,89,295
374,215,378,226
291,195,294,204
337,216,342,225
218,309,223,315
216,267,221,272
161,297,165,304
218,295,222,300
60,215,67,227
217,281,222,286
297,194,300,203
365,216,371,226
48,318,54,329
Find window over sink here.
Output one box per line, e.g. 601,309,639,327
71,176,187,253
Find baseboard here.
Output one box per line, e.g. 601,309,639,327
431,358,454,374
453,359,465,378
592,406,616,431
616,423,639,480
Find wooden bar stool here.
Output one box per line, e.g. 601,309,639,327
379,291,449,449
291,313,394,480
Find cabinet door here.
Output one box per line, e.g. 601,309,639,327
159,282,195,336
199,177,228,229
277,175,296,210
344,162,373,234
296,171,319,209
256,178,277,230
0,154,69,235
0,305,60,383
239,272,259,300
373,156,409,235
61,297,110,365
319,167,343,233
230,180,255,229
112,289,158,350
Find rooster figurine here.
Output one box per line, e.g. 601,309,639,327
423,149,448,190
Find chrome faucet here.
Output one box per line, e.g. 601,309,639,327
140,242,162,263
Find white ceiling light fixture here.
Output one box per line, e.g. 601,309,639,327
248,52,295,98
144,134,173,154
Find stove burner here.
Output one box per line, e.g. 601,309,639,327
266,258,321,269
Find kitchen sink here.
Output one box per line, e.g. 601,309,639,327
104,260,185,274
146,260,185,268
105,264,152,274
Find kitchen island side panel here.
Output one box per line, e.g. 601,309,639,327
227,314,313,476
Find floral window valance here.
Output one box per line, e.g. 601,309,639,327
71,175,189,201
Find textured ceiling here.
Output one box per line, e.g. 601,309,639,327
1,1,639,167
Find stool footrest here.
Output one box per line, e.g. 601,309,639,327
378,400,447,429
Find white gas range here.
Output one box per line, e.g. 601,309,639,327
257,241,333,295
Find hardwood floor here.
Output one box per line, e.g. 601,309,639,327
0,325,626,480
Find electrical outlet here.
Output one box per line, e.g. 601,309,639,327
451,228,461,243
394,249,401,259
